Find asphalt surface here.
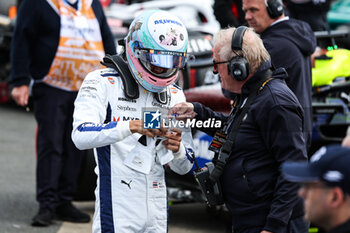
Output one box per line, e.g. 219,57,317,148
0,103,60,233
0,103,230,233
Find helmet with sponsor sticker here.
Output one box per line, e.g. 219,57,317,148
125,9,188,92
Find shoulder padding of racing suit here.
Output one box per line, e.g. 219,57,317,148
101,54,168,104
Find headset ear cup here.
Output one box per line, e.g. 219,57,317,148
229,57,249,81
230,26,250,81
266,0,284,19
266,4,274,18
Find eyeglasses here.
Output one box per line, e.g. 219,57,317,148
212,59,230,72
212,59,230,74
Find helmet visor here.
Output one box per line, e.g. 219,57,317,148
135,48,187,69
141,62,178,78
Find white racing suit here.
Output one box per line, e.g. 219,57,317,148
72,68,194,233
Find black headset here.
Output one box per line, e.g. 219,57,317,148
266,0,284,19
229,26,249,81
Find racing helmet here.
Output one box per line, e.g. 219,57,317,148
125,9,188,92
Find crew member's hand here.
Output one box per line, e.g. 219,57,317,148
168,102,195,121
342,126,350,148
261,230,272,233
129,120,167,138
11,85,29,106
162,128,182,153
342,135,350,148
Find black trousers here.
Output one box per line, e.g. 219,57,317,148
32,83,84,210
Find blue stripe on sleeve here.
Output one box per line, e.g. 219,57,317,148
77,121,117,132
101,73,118,77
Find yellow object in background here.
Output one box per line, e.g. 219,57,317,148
312,49,350,86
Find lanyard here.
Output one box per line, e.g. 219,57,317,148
208,69,274,184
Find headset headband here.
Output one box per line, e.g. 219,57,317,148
231,26,248,51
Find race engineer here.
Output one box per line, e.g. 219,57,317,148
72,10,195,233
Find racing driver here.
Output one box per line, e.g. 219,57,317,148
72,10,195,233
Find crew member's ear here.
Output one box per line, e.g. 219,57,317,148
329,187,345,208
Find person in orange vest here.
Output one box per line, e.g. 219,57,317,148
10,0,116,227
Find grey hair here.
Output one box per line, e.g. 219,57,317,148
213,27,270,74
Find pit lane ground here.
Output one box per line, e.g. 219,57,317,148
0,103,229,233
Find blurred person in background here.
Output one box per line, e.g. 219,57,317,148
213,0,330,32
283,145,350,233
10,0,115,227
242,0,316,151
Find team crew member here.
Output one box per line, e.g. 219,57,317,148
10,0,116,226
243,0,316,150
72,10,195,233
170,26,308,233
283,145,350,233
